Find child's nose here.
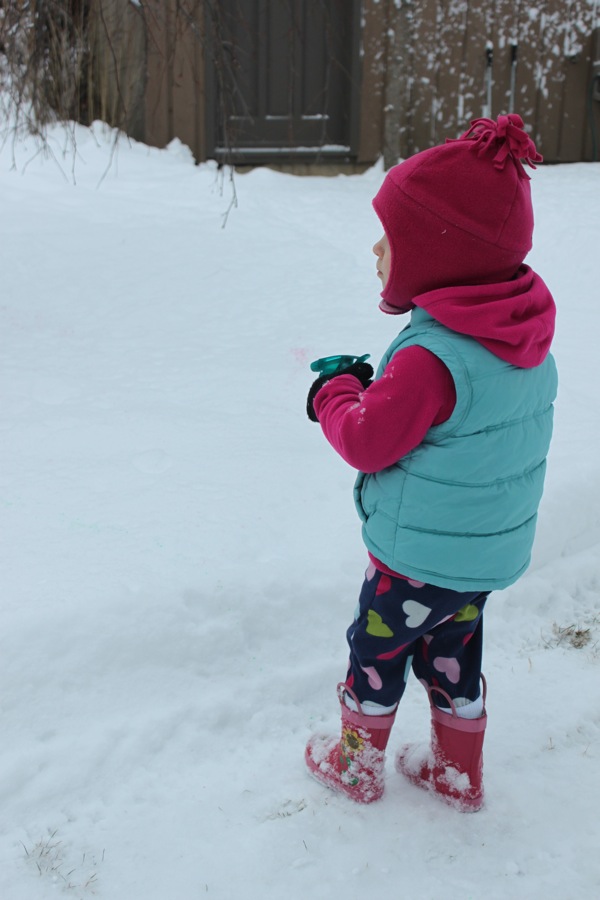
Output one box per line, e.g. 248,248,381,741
373,241,383,258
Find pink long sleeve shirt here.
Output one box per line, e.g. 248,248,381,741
313,345,456,473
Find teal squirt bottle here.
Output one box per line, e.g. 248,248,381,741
310,353,371,377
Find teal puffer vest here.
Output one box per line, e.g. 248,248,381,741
354,308,558,591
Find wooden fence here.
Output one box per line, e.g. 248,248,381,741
87,0,600,166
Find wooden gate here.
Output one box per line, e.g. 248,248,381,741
204,0,362,163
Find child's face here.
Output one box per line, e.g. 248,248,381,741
373,234,391,289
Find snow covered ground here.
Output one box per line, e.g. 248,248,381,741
1,121,599,900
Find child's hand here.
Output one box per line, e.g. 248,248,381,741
307,360,374,422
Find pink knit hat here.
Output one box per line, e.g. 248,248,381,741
373,114,543,314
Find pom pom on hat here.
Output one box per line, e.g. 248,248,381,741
373,114,542,314
450,114,543,175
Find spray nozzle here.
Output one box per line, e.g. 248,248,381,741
309,353,371,377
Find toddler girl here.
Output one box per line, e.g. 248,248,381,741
305,115,558,811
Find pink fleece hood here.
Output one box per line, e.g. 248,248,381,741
415,264,556,368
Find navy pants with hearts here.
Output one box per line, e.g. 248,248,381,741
345,563,489,709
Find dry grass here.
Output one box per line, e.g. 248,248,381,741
544,619,598,650
22,829,103,896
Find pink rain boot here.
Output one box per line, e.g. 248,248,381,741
305,683,396,803
396,678,487,812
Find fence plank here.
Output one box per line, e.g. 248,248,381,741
460,1,493,122
382,0,409,165
88,0,146,137
407,0,441,154
490,0,520,117
144,0,172,150
435,0,471,138
357,0,388,162
536,1,570,160
584,27,600,162
170,1,204,159
556,2,597,161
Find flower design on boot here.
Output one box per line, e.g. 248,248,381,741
305,684,396,804
342,727,364,754
339,726,366,786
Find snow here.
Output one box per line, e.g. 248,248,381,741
1,121,600,899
